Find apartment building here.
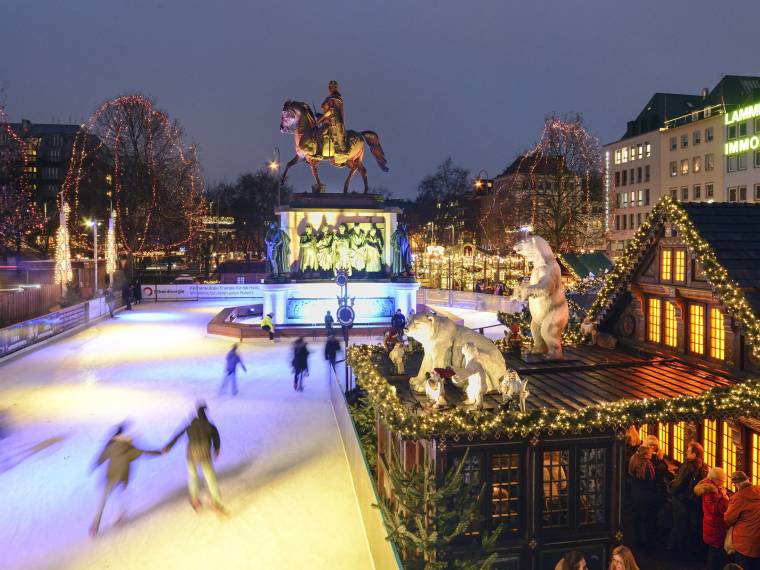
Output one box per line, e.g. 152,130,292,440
605,75,760,256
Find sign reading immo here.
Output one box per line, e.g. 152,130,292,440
725,136,760,156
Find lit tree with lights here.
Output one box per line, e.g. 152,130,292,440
62,95,205,272
0,104,42,261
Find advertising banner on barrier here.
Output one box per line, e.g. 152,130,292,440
141,284,263,301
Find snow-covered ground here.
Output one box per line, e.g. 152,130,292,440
0,300,373,570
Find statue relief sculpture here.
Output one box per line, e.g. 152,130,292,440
332,223,352,275
499,370,530,412
348,222,366,272
265,222,291,276
391,224,412,275
424,370,447,409
364,223,384,273
316,224,334,272
453,342,486,408
510,235,569,360
298,224,319,272
279,79,389,194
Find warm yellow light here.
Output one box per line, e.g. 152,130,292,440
269,161,279,171
474,179,483,189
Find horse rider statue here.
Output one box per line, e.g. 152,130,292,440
317,80,346,156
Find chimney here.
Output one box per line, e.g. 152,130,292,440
701,87,709,99
21,118,31,133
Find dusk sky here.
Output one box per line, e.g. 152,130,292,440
3,0,760,198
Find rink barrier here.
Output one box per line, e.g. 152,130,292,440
329,366,402,570
417,287,519,313
0,294,123,360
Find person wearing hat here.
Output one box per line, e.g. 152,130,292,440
725,470,760,569
694,467,730,570
260,312,275,342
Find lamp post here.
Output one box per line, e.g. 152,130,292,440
474,169,492,192
268,147,281,206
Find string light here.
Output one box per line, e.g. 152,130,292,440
54,203,73,291
105,210,117,281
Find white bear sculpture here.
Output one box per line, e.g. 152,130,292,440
453,342,486,408
511,235,569,360
406,313,507,393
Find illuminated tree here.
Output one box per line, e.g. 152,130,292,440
62,95,205,261
0,105,42,260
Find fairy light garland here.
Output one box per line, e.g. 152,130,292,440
54,203,73,291
105,210,117,281
587,195,760,358
347,344,760,440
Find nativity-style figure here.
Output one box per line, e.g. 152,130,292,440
316,224,334,272
298,224,319,272
424,371,447,410
499,369,530,412
332,223,352,275
364,223,384,273
349,222,366,271
389,341,406,375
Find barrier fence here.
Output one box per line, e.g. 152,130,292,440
417,287,517,313
0,284,61,327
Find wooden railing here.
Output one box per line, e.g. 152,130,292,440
0,285,61,327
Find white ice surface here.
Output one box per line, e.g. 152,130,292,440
0,300,373,570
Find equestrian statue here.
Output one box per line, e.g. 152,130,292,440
279,80,389,194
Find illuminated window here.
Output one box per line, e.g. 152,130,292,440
639,424,649,440
648,298,662,343
664,301,678,347
689,304,705,355
659,424,670,457
622,147,628,163
645,142,651,157
673,422,686,463
681,159,689,175
723,422,737,477
614,149,621,164
491,453,520,531
752,433,760,485
661,249,672,281
704,419,717,467
710,308,725,360
542,450,569,528
675,250,686,282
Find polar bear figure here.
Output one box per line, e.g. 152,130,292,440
454,342,486,408
406,313,507,393
512,235,569,360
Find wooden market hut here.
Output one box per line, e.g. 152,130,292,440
348,198,760,570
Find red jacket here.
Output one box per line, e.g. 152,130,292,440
694,478,729,548
725,484,760,558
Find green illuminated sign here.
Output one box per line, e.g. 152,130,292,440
725,102,760,125
725,136,760,155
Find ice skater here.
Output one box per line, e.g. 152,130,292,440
292,337,309,391
163,404,224,513
260,312,275,341
219,343,247,396
324,333,341,374
90,422,161,536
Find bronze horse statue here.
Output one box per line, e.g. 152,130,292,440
279,100,388,193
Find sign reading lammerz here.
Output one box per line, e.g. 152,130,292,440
725,102,760,125
725,136,760,155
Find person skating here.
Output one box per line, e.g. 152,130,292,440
260,313,275,341
163,404,224,513
324,310,334,333
219,343,247,396
324,333,341,374
121,283,132,310
292,338,309,391
90,422,161,536
105,287,115,318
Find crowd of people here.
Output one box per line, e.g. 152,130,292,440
625,431,760,569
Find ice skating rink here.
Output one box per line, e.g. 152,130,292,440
0,300,373,570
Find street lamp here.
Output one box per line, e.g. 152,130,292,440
474,169,492,192
84,219,101,295
268,146,281,206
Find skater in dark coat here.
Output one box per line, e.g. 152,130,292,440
121,283,132,310
324,310,334,333
90,423,160,536
219,343,247,396
164,404,224,512
324,334,341,373
292,338,309,391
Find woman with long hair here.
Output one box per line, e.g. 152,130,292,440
628,445,658,547
609,545,640,570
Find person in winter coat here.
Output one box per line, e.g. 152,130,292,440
628,445,658,547
391,309,406,333
554,550,587,570
324,310,334,333
668,441,709,562
725,471,760,570
260,313,275,341
324,333,341,373
292,338,309,391
121,283,132,310
694,467,729,570
163,404,224,513
218,343,247,396
90,423,161,536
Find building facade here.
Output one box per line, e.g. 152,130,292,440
605,75,760,256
